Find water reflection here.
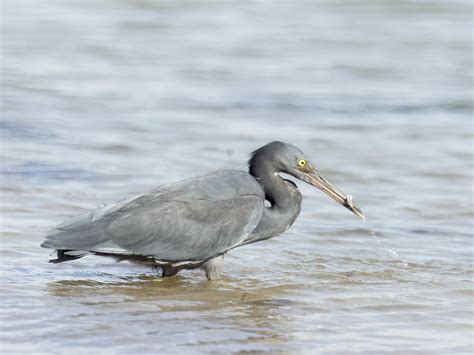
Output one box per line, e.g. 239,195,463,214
45,274,307,348
46,273,302,309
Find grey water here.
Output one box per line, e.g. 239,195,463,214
1,0,473,353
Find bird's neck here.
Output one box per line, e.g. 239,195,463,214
246,166,302,244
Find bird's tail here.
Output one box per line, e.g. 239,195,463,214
48,249,89,263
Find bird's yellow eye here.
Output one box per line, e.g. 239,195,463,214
298,159,307,168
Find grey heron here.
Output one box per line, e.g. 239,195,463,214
42,141,364,280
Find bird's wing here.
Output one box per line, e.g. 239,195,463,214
42,194,144,254
43,170,265,261
105,194,263,261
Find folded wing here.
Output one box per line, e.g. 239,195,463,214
42,171,265,261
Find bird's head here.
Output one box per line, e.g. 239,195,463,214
250,141,365,220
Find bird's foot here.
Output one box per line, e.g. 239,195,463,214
161,265,180,277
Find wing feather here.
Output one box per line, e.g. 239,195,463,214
106,195,263,261
42,170,265,261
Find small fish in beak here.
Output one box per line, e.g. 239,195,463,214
296,169,365,220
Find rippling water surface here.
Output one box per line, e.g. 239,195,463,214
1,0,473,353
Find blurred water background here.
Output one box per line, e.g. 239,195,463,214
1,0,473,353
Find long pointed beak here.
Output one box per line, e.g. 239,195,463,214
301,171,365,220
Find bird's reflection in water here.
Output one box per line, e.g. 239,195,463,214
45,272,303,343
47,273,301,305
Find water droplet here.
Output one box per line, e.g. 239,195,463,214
368,229,408,268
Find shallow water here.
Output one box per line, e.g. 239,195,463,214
1,0,473,353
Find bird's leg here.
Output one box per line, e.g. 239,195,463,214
161,265,180,277
202,255,224,280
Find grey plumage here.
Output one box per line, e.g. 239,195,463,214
42,141,364,280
